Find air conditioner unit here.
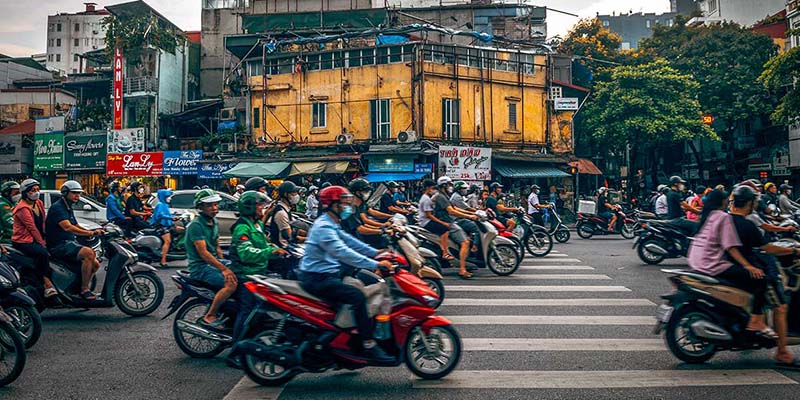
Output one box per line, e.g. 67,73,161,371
220,143,235,152
397,130,418,144
220,107,236,121
336,133,354,145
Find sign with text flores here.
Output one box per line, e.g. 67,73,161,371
438,145,492,180
163,150,203,175
113,47,123,130
107,152,163,176
64,132,107,169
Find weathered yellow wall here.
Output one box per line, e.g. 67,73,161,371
0,104,57,127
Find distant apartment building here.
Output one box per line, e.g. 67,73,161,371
788,0,800,49
597,12,679,50
691,0,786,27
45,2,109,76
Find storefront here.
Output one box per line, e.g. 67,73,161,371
0,132,33,179
363,144,436,184
33,131,65,190
197,161,239,191
64,130,107,198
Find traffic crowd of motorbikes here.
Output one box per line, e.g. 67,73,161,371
0,174,560,387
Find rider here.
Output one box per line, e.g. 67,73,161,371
244,176,274,224
45,181,104,300
596,187,617,231
450,181,476,212
306,185,320,219
296,187,308,214
12,179,55,297
764,182,779,207
434,177,480,279
527,184,549,226
418,179,450,260
232,184,245,200
105,181,127,229
686,186,709,222
185,189,236,328
667,176,697,220
268,181,303,276
778,184,800,215
0,181,21,244
297,185,394,363
151,188,181,268
466,184,481,209
379,181,407,215
654,185,669,218
342,178,391,249
125,182,152,234
486,182,522,230
393,182,411,207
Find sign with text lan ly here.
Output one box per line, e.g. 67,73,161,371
107,152,163,176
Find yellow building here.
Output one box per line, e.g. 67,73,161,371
244,42,573,154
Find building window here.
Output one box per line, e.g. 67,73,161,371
602,20,609,27
74,38,79,46
73,54,79,62
48,39,53,47
311,102,327,129
74,23,80,32
56,38,61,47
646,20,651,28
85,38,89,46
621,42,631,50
56,54,61,62
668,19,674,27
47,54,53,61
56,23,62,32
370,99,391,140
252,107,260,129
708,0,718,13
508,102,518,131
442,98,460,141
72,68,77,74
549,86,562,100
49,24,54,32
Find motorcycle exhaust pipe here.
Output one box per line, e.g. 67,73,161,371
175,319,233,343
232,339,300,367
643,243,669,255
690,320,733,342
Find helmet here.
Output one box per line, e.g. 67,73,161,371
319,185,353,210
765,182,776,191
320,181,332,190
531,184,541,190
398,182,406,188
656,184,667,193
386,181,399,189
20,179,40,194
598,187,608,195
238,191,269,216
348,178,371,193
732,184,757,204
1,181,20,197
469,184,480,193
745,178,763,190
454,181,468,191
422,179,436,189
236,184,245,191
59,180,83,195
669,176,686,185
695,185,707,194
298,187,308,194
129,181,143,193
308,185,319,192
437,176,453,186
277,181,299,198
109,181,121,192
780,183,793,192
194,189,222,208
244,177,269,192
489,182,503,192
738,180,759,192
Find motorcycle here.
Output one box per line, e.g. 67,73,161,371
633,220,693,265
541,205,571,243
0,258,41,348
0,306,26,387
655,244,800,364
576,207,636,239
409,210,521,276
387,214,446,308
14,223,164,316
234,257,460,386
131,213,190,264
510,210,554,257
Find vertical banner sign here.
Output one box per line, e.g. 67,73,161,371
113,47,123,130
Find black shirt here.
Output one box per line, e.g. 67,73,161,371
432,192,454,223
731,214,767,264
45,198,77,248
125,195,145,222
379,193,394,215
597,195,608,213
485,195,499,213
666,189,684,219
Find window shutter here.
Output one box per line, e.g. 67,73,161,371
370,100,377,139
441,99,447,139
454,100,460,139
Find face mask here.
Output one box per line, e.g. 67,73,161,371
11,194,21,203
446,186,454,194
137,187,145,194
361,192,372,201
340,205,354,220
290,194,300,205
27,192,40,201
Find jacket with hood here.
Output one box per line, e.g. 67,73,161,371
151,189,174,227
12,198,46,246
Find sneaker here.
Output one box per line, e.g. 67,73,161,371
362,345,395,364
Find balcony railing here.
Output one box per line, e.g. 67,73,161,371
123,76,158,96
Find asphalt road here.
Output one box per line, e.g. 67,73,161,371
5,236,800,400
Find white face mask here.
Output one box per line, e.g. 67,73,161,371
137,187,145,194
11,194,21,203
290,194,300,205
361,192,372,201
27,192,40,201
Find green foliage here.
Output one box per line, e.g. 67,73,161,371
640,19,777,130
67,103,111,131
759,46,800,124
102,13,183,68
582,59,716,156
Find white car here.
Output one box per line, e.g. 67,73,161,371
148,189,239,245
41,190,107,224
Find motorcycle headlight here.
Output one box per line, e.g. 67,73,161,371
0,274,12,288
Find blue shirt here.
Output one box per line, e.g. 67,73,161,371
106,193,125,221
299,213,378,274
393,192,407,203
45,198,78,248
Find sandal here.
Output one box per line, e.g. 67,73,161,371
80,290,97,301
44,287,58,298
443,254,456,261
748,327,778,341
458,272,473,280
159,263,169,269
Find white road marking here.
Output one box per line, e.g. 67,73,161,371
544,253,570,257
457,274,612,280
447,285,631,292
462,338,664,351
447,315,654,325
413,369,797,389
520,258,582,263
518,265,595,270
442,298,656,306
223,377,284,400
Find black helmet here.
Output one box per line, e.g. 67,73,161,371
489,182,503,192
398,182,406,188
386,181,399,189
780,183,793,192
320,181,332,190
348,178,371,193
277,181,299,197
422,178,436,189
109,181,121,192
733,184,756,204
669,175,686,185
129,181,143,192
244,176,269,191
469,184,480,193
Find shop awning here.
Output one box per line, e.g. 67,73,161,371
494,163,571,178
569,158,603,175
364,172,428,183
222,162,290,178
288,161,349,176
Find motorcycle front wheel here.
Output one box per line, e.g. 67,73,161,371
5,304,42,349
421,278,445,309
0,320,26,387
554,227,571,243
487,244,521,276
621,223,636,239
664,307,717,364
115,271,164,316
405,325,461,380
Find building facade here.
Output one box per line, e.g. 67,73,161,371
45,3,109,76
691,0,786,27
597,12,679,50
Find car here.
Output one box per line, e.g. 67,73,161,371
41,190,107,225
148,189,239,245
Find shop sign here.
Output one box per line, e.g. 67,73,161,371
198,162,237,179
368,156,414,173
113,47,123,130
35,116,65,134
414,163,433,174
438,145,492,180
108,128,146,154
34,133,64,171
64,131,107,170
163,150,203,175
554,98,579,111
107,152,163,176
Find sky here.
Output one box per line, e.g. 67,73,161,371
0,0,672,57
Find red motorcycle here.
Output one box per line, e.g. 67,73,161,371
576,206,636,239
234,253,462,386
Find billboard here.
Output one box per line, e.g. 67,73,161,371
64,131,107,170
163,150,203,175
437,145,492,180
113,47,123,130
33,133,64,171
107,128,146,154
106,152,163,176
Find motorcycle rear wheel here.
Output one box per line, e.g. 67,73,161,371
525,228,553,258
637,239,666,265
173,298,226,358
242,330,298,387
554,227,570,243
405,325,461,380
0,320,26,388
487,244,521,276
5,304,42,349
664,307,717,364
576,221,594,239
621,223,636,239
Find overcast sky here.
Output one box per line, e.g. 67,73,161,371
0,0,671,57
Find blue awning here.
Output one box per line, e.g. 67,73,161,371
494,162,571,178
364,172,427,183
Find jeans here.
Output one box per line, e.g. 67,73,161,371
299,271,372,339
717,263,769,314
12,241,50,284
233,282,258,341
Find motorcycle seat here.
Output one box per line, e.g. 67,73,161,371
266,278,325,302
137,228,161,236
175,269,224,290
662,269,720,284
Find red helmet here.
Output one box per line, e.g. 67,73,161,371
318,185,353,209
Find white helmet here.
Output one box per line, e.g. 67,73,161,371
60,180,84,195
597,187,608,195
437,176,453,186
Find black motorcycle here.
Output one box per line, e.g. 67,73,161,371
633,220,694,265
0,258,40,349
0,306,26,387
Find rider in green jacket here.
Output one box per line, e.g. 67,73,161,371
0,181,21,244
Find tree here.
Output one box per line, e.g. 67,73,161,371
582,59,716,186
759,46,800,125
102,13,183,73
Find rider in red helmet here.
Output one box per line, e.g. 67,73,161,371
297,186,394,363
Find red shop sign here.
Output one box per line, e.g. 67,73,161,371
106,152,163,176
113,48,123,130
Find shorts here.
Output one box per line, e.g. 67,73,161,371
423,220,449,235
49,240,85,273
598,211,613,221
495,215,509,226
448,222,468,244
189,264,225,289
